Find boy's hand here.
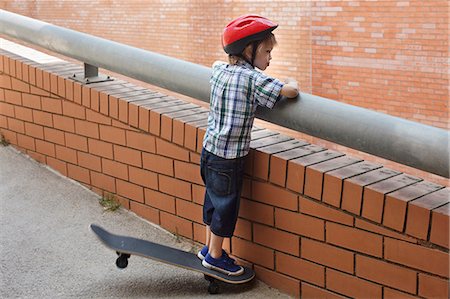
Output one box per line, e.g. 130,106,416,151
280,78,299,98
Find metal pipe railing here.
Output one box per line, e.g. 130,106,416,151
1,10,448,178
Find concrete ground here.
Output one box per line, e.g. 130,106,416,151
0,145,291,298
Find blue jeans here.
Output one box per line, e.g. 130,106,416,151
200,148,246,238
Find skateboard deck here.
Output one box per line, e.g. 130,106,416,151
90,224,255,294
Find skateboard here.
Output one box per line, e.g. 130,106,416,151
90,224,255,294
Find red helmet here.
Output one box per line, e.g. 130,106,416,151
222,15,278,55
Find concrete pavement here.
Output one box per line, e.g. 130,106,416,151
0,145,291,298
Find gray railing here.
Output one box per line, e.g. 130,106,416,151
1,9,448,178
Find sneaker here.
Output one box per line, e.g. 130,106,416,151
197,246,229,261
202,253,244,276
197,245,209,260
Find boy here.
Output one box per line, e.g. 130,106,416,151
198,15,299,275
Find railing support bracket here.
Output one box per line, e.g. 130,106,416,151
69,63,113,84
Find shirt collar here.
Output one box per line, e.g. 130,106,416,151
236,59,254,70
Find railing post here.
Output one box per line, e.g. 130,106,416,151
70,62,113,84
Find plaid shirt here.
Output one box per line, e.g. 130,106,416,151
203,61,284,159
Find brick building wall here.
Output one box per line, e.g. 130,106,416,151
2,0,448,129
1,40,449,299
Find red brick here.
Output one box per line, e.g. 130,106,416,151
113,144,142,167
14,106,33,122
90,171,116,193
81,85,91,107
116,179,144,203
239,199,274,226
159,175,191,201
234,218,251,240
99,124,126,145
16,134,35,151
50,73,58,95
253,223,300,255
192,184,205,205
287,149,342,193
341,168,400,215
160,211,193,239
65,79,73,101
53,115,75,133
126,130,156,153
57,76,66,98
362,174,421,223
22,93,41,109
90,88,100,111
41,96,62,114
33,110,53,127
355,218,416,243
384,237,449,278
46,156,67,176
301,282,346,299
67,164,90,185
86,109,111,125
276,208,325,240
142,152,173,176
130,201,159,225
101,158,128,181
74,119,99,139
383,288,417,299
35,139,55,157
62,100,85,119
55,145,77,164
145,189,176,213
302,238,354,273
4,90,21,106
406,188,449,240
65,133,88,152
383,181,443,232
322,161,381,208
299,196,354,226
138,106,150,132
304,156,360,201
174,160,202,185
326,222,382,257
11,78,29,93
269,141,315,187
232,237,274,269
176,198,203,223
255,266,300,298
87,138,113,158
44,127,65,145
77,152,102,172
277,252,325,286
252,180,298,211
418,273,449,299
430,203,449,248
25,123,44,139
356,255,417,293
156,138,189,161
8,118,25,134
128,166,158,190
326,268,382,298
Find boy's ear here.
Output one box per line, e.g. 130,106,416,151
242,44,253,60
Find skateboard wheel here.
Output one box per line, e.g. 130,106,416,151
116,255,129,269
207,281,219,294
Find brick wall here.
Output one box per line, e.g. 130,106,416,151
1,0,448,130
1,43,448,298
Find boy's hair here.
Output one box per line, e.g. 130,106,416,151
229,33,277,65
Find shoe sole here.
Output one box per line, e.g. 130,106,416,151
202,259,244,276
197,252,206,260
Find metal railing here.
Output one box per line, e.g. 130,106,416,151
1,10,448,178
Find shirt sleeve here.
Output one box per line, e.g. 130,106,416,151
253,73,284,109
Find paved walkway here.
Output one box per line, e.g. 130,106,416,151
0,145,290,298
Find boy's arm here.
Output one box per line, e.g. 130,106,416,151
280,78,299,98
